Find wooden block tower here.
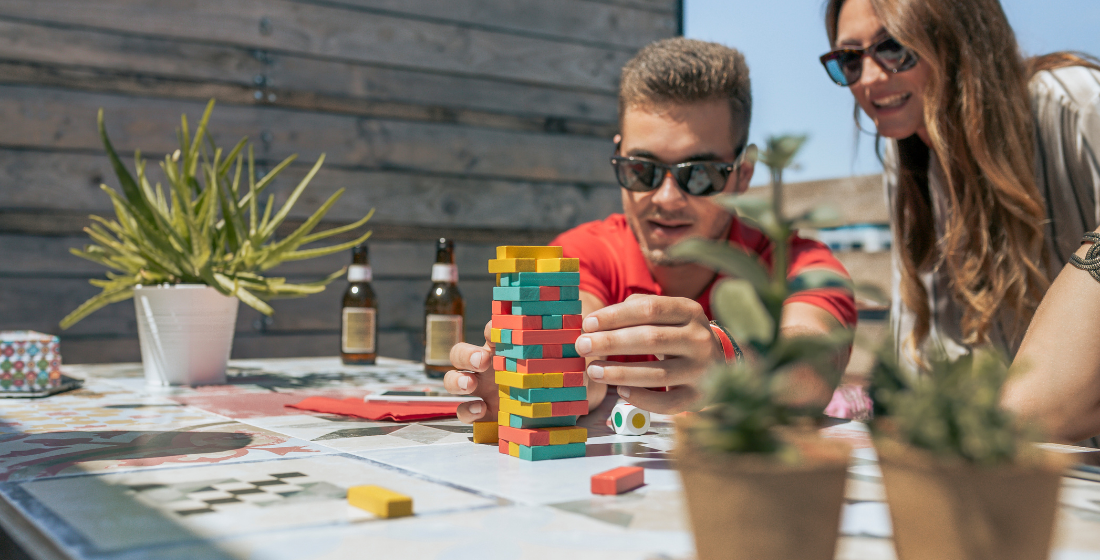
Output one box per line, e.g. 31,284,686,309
489,246,587,461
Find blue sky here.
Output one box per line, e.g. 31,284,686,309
684,0,1100,185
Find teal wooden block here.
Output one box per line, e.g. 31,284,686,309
517,441,586,461
559,286,580,300
509,386,588,403
507,414,578,429
499,329,512,344
512,300,582,316
542,315,563,329
493,286,540,301
499,272,581,287
563,344,579,358
495,342,542,359
505,357,517,371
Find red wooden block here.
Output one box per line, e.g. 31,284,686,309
541,344,563,359
538,286,560,301
562,315,583,329
498,425,550,446
493,355,505,371
591,466,645,495
492,300,512,315
492,314,542,330
551,400,588,416
562,371,584,387
498,438,511,455
516,357,586,373
510,329,581,345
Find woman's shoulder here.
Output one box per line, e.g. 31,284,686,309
1030,65,1100,109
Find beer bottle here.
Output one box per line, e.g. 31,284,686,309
424,238,464,378
340,243,378,365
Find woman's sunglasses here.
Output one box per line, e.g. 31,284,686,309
819,36,919,87
610,145,757,197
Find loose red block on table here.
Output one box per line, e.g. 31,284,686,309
516,357,585,373
551,400,588,416
538,286,560,301
492,300,512,315
510,329,581,345
591,466,645,495
563,315,583,329
498,425,550,447
562,371,584,387
493,314,542,330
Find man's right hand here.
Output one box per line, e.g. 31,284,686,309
442,320,499,423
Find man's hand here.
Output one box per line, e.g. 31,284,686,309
574,293,721,414
442,321,499,423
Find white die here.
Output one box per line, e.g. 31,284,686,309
611,403,650,436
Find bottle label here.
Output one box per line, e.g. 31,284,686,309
425,314,463,365
347,265,372,282
431,264,458,283
342,308,376,353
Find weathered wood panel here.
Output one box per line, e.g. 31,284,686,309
0,0,632,91
0,87,614,184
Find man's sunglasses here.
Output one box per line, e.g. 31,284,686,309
819,36,919,87
610,145,757,197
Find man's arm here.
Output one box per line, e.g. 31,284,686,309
776,301,849,407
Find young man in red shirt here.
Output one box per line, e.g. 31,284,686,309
444,38,856,420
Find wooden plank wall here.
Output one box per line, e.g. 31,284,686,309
0,0,681,364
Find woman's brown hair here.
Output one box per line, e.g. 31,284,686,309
825,0,1099,358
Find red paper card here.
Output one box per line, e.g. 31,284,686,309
286,397,458,421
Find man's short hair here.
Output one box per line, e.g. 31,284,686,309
619,37,752,149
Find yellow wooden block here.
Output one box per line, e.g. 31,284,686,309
498,410,510,425
490,328,502,344
536,258,580,273
347,485,413,518
508,441,520,457
496,370,543,389
488,258,536,273
495,273,501,286
496,246,563,259
545,426,587,445
498,394,551,418
541,372,564,388
473,421,498,443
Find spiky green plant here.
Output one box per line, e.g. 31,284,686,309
669,138,852,455
60,100,372,329
869,343,1036,465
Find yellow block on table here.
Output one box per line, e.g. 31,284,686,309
472,421,499,443
347,485,413,518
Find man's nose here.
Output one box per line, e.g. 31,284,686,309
651,169,688,208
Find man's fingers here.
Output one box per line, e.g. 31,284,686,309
576,323,714,360
456,400,487,423
585,357,699,388
617,384,702,415
449,342,492,372
443,369,479,395
582,294,700,333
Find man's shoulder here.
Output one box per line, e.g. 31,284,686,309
551,214,631,252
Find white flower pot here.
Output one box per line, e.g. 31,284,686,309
133,284,239,386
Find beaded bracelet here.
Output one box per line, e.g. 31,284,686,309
708,321,744,364
1070,232,1100,282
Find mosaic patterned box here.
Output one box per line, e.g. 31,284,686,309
0,331,62,392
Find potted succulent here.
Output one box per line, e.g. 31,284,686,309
869,344,1069,560
668,137,855,560
60,100,372,386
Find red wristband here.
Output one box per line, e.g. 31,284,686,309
708,322,739,364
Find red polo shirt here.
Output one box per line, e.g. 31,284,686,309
550,213,856,328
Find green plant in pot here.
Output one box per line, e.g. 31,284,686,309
667,136,855,560
60,100,372,386
869,343,1069,560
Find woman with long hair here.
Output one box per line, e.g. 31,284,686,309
821,0,1100,443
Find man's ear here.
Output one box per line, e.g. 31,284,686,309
613,133,622,148
731,160,754,194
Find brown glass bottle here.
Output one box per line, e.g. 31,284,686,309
423,238,464,378
341,244,378,365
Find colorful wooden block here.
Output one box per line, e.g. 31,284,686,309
492,300,512,315
536,258,580,273
591,466,645,495
347,485,413,518
562,371,585,387
498,393,552,417
498,438,510,455
499,411,578,429
497,426,588,447
496,370,564,389
510,329,581,345
495,342,543,359
515,441,586,461
551,400,589,416
492,314,543,330
499,272,581,287
559,286,580,300
509,385,588,403
512,300,582,316
472,421,498,443
490,328,502,344
563,315,583,329
514,357,585,374
538,286,560,301
488,258,536,273
497,246,563,259
542,315,563,329
611,403,651,435
493,286,541,301
545,426,588,445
